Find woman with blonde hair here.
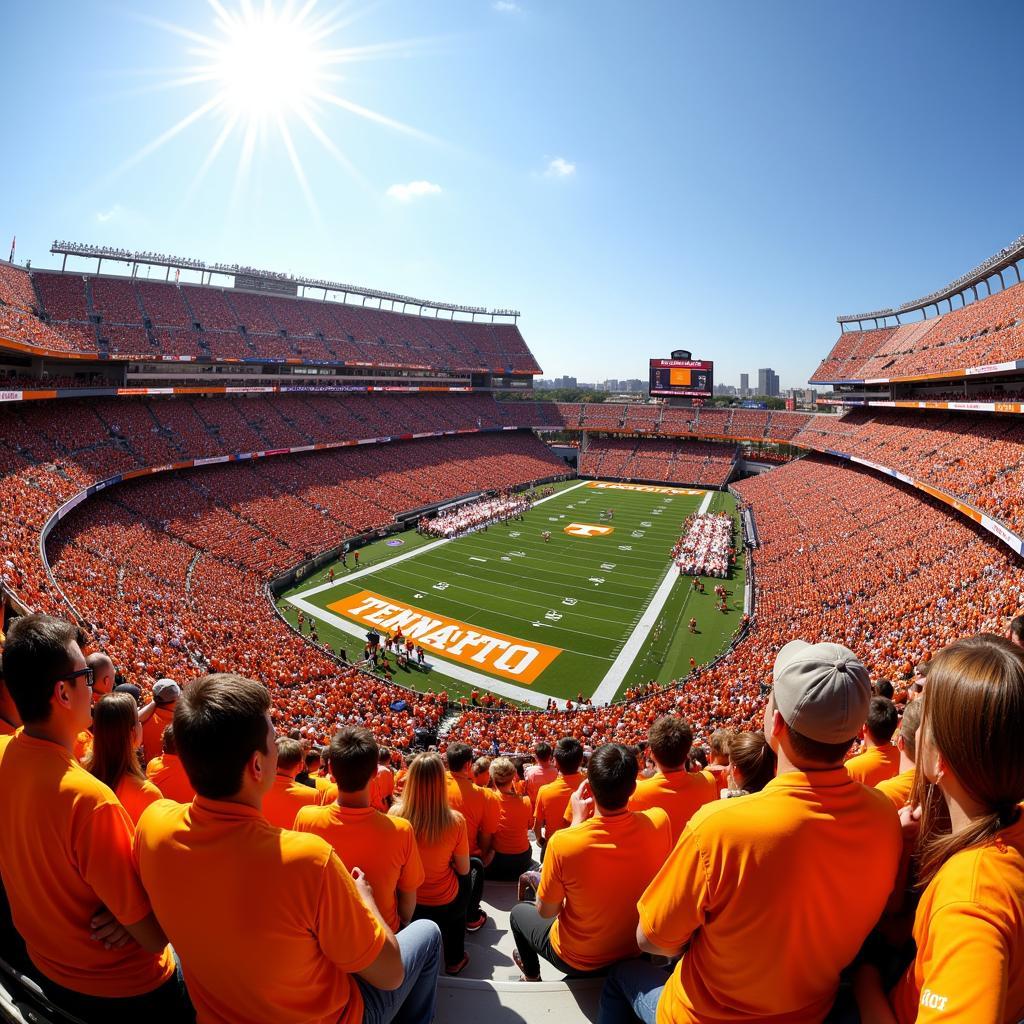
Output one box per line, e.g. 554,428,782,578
486,757,535,880
854,633,1024,1022
391,751,471,975
84,692,163,824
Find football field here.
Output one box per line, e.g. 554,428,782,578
278,480,745,707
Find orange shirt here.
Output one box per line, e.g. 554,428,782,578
493,790,533,854
535,772,584,841
845,744,900,787
141,704,175,766
639,769,902,1024
149,753,196,804
0,733,174,997
628,769,718,843
890,815,1024,1024
524,761,558,804
876,767,915,808
115,773,165,825
538,809,672,972
293,803,425,932
135,797,385,1024
263,773,319,829
446,773,500,855
411,812,469,906
374,765,395,809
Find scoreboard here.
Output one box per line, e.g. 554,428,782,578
649,358,714,397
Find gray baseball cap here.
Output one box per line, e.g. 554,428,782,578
772,640,871,744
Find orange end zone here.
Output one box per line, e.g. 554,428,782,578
328,589,562,685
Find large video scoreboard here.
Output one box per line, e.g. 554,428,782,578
649,357,714,397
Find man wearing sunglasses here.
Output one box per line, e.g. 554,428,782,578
0,614,192,1022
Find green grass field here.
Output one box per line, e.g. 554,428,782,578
277,480,744,707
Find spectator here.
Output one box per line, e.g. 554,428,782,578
0,656,22,739
0,614,189,1022
846,696,900,786
1009,614,1024,651
135,672,442,1023
723,730,777,796
472,755,492,789
876,698,923,809
910,660,931,701
84,692,163,824
445,741,498,932
704,728,733,782
148,724,196,804
524,741,557,804
601,640,902,1024
627,715,716,841
511,743,671,982
854,634,1024,1023
140,677,180,766
85,650,116,699
263,736,319,828
534,737,585,855
486,757,535,880
874,679,895,700
293,727,424,935
374,745,396,811
391,752,471,975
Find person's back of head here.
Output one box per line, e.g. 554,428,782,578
554,736,584,775
873,678,895,700
152,677,181,709
533,741,552,764
472,756,491,785
896,697,923,764
489,757,516,789
305,747,322,773
162,723,177,756
708,729,733,765
86,692,143,790
587,743,638,811
1009,614,1024,649
727,731,776,794
394,751,452,844
445,741,473,774
276,737,304,775
85,651,116,698
864,696,898,746
378,745,391,767
648,715,693,771
173,673,272,799
329,727,378,793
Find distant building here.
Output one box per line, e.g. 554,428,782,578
757,368,780,398
623,379,645,393
739,373,749,397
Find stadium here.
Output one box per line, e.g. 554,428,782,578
2,3,1023,1024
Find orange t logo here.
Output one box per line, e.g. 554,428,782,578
563,523,615,538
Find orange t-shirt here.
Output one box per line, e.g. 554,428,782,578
141,704,175,766
628,769,718,843
876,767,915,808
639,768,902,1024
446,773,500,855
149,753,196,804
493,790,533,854
535,772,584,840
538,809,672,972
0,733,174,997
135,797,385,1024
373,765,395,810
293,803,425,932
263,773,319,829
889,815,1024,1024
115,773,165,825
410,811,469,906
845,744,900,787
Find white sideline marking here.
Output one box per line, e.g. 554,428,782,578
590,489,714,704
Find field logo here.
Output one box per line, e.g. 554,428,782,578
328,590,562,684
564,522,614,537
587,481,703,496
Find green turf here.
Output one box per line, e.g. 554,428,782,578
276,481,742,704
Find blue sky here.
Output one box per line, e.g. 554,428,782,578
1,0,1021,388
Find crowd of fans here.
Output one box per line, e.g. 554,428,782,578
419,491,534,539
577,439,738,487
672,512,734,578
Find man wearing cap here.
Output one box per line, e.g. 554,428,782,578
599,640,903,1024
140,679,180,767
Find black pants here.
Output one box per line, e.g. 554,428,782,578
486,849,535,881
413,894,466,969
465,855,485,917
43,962,194,1024
509,901,604,980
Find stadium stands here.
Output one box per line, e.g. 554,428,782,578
578,438,738,487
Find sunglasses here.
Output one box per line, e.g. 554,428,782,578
55,667,95,689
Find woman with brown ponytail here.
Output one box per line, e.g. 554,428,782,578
855,633,1024,1023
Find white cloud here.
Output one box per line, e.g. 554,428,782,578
95,203,126,224
544,157,576,178
493,1,522,11
386,181,443,203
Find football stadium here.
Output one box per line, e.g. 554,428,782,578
2,2,1024,1023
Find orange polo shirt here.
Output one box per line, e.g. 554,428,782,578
889,815,1024,1024
136,797,385,1024
493,790,533,854
639,768,902,1024
538,808,671,972
373,765,395,810
149,753,196,804
412,812,469,906
535,772,584,841
845,743,900,787
446,773,500,855
628,769,718,843
263,772,319,829
0,733,174,997
115,773,165,825
141,704,175,766
293,803,425,932
876,767,915,809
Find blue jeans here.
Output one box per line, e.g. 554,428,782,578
357,919,442,1024
598,958,671,1024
